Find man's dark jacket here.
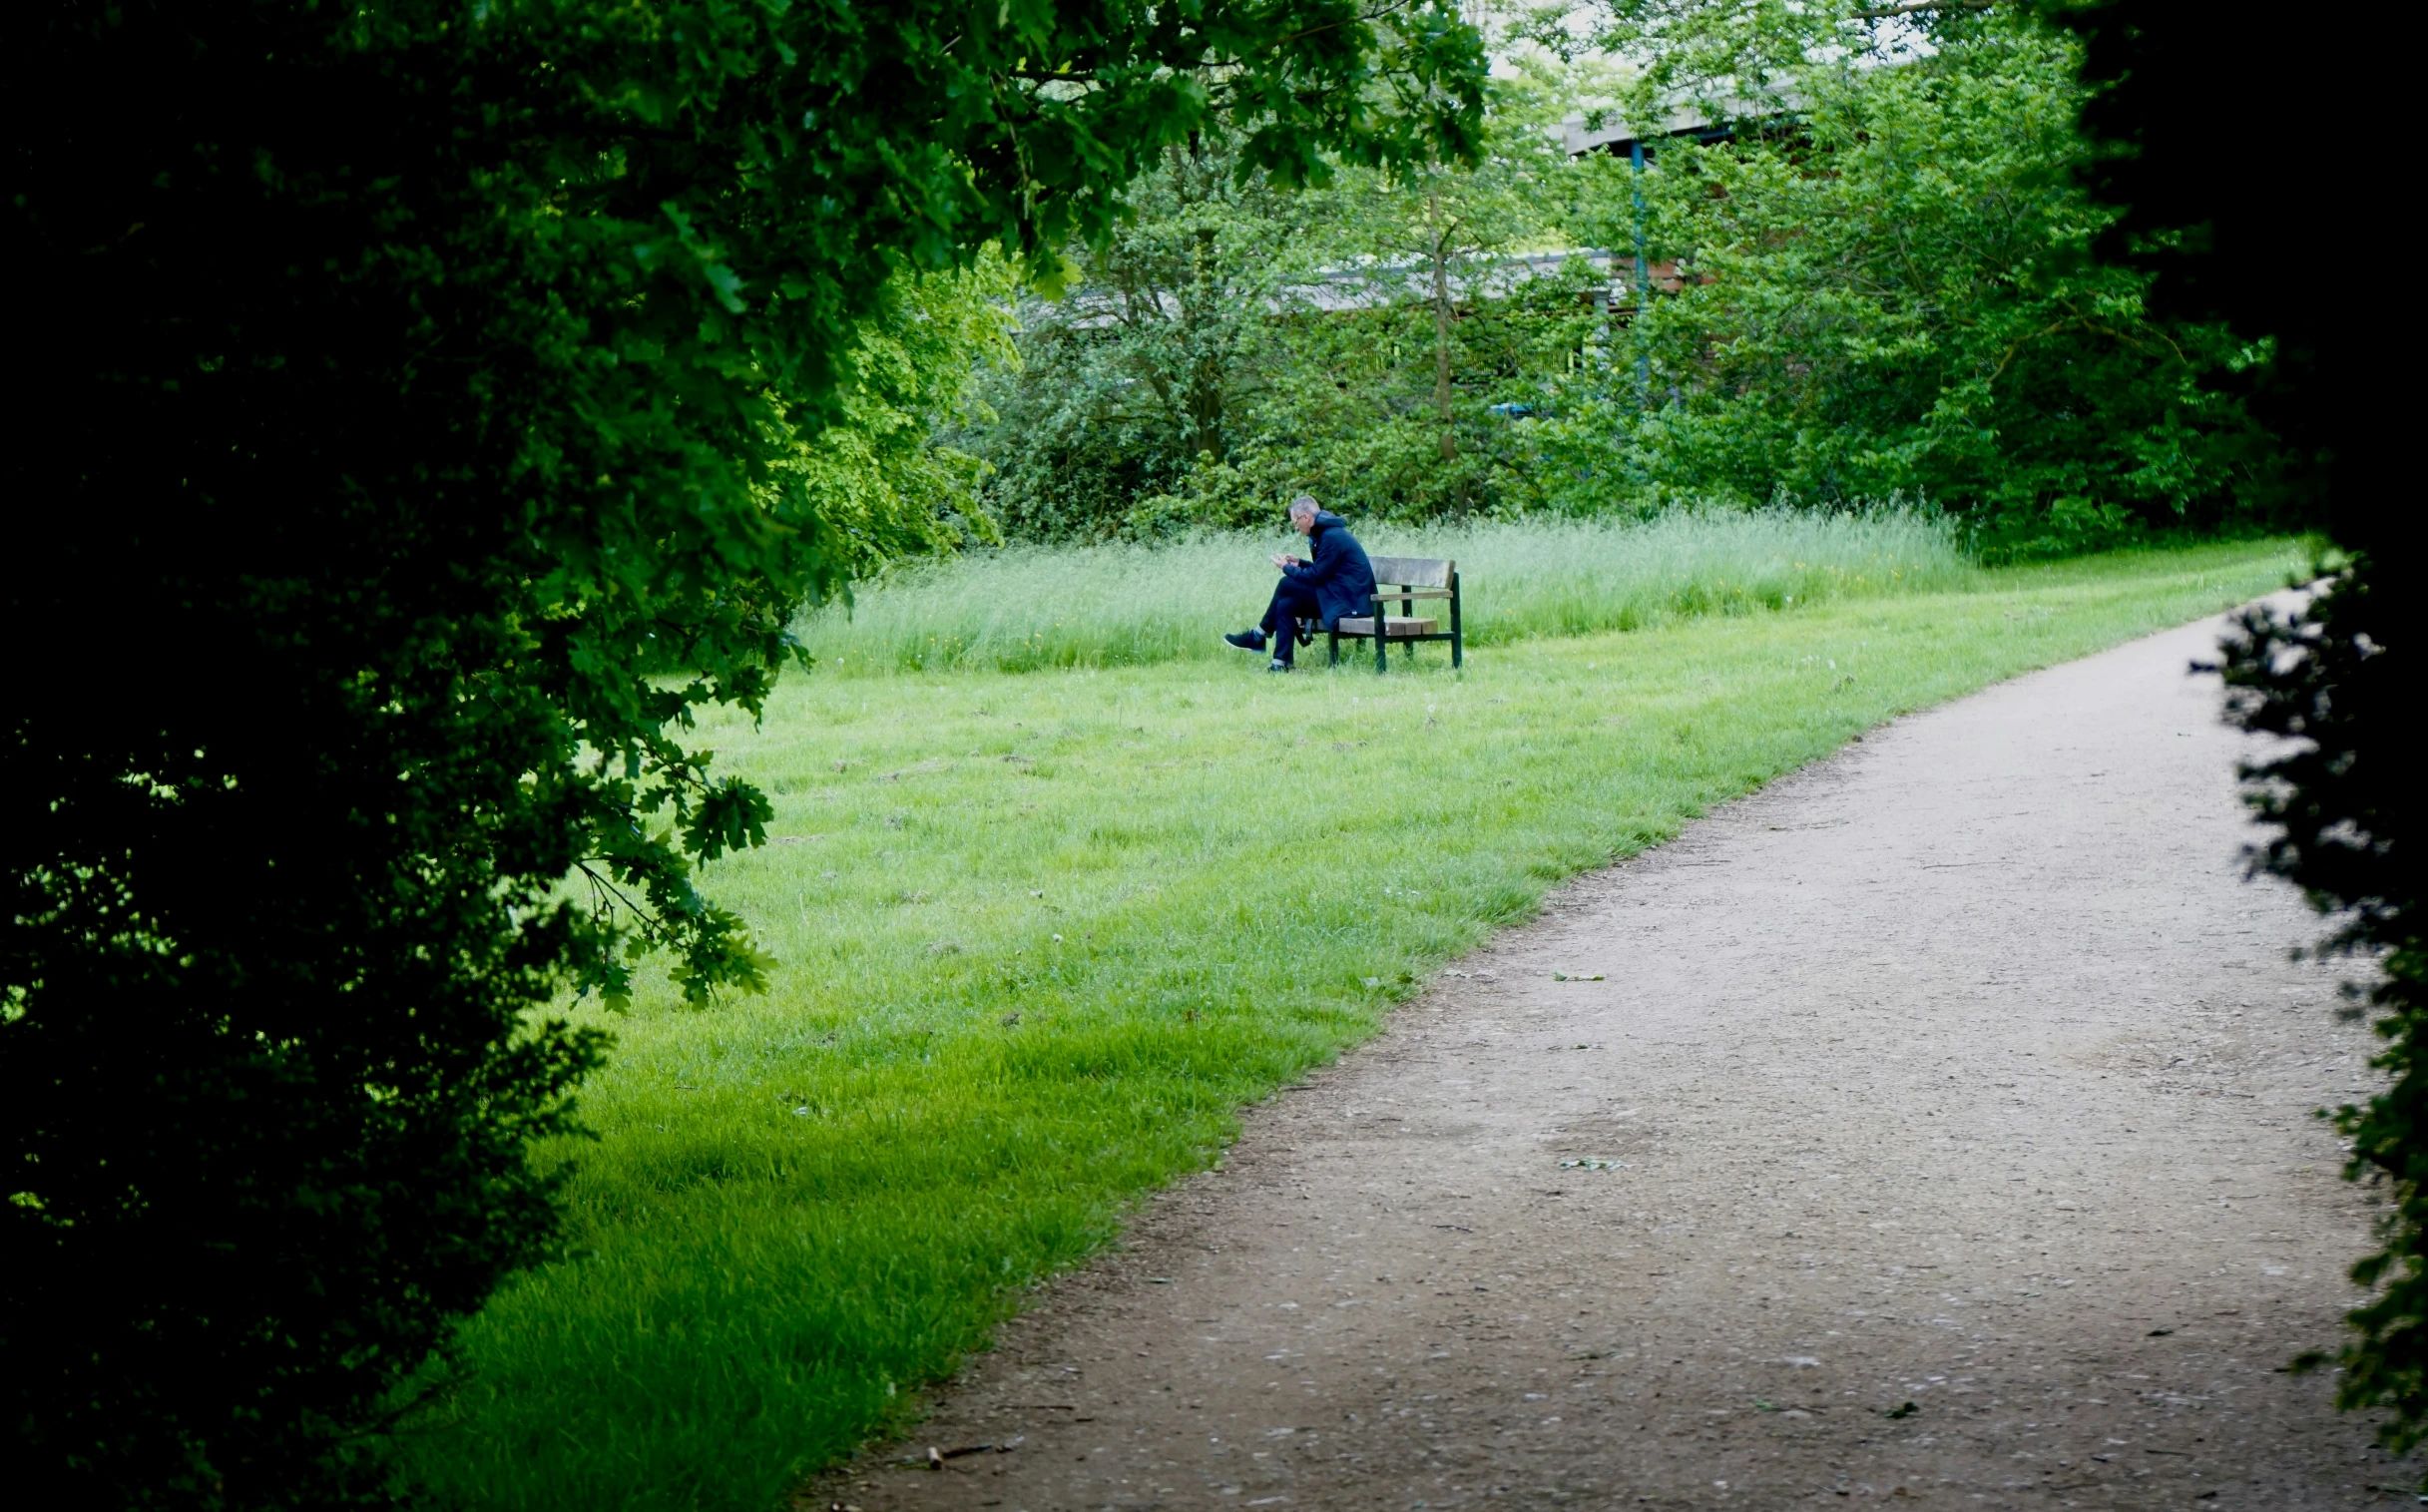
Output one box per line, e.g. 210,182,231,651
1280,511,1377,629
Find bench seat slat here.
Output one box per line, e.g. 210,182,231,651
1333,616,1440,639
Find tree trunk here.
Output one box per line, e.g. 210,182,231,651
1187,224,1224,462
1431,191,1456,462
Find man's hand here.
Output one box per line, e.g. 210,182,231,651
1272,553,1302,569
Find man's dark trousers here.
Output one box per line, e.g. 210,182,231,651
1259,578,1323,665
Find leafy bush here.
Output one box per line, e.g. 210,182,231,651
961,72,1606,536
2218,569,2424,1445
774,261,1019,576
1563,17,2277,553
971,9,2288,551
1,1,1485,1503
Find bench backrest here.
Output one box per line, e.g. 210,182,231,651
1367,555,1455,587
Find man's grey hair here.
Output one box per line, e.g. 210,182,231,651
1287,494,1320,519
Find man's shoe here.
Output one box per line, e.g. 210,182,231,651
1225,630,1266,653
1266,659,1292,674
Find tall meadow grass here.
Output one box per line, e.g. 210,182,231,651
795,506,1970,675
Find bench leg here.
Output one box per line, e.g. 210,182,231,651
1450,572,1463,670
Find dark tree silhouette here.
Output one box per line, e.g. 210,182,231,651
2057,0,2422,1454
0,2,1485,1504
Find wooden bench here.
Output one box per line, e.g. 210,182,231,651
1313,555,1463,672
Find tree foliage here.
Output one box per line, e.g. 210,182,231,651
778,259,1020,575
2215,569,2424,1446
971,131,1320,535
970,8,2280,546
0,1,1486,1504
967,64,1601,534
1576,16,2274,551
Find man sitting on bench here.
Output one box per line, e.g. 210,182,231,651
1223,494,1377,673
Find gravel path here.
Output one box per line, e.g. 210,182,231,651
820,608,2402,1510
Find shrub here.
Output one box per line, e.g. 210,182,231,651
1,1,1484,1502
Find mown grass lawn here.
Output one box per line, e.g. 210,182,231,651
404,538,2305,1512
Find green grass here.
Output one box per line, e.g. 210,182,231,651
403,534,2306,1512
795,506,1971,674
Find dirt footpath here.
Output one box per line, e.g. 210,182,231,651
821,609,2403,1510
